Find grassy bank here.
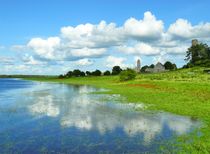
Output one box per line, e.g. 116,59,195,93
26,67,210,153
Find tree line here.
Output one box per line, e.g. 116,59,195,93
59,66,123,78
59,60,178,79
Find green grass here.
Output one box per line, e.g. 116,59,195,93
25,67,210,153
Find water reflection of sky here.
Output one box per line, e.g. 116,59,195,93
27,82,199,142
0,79,200,153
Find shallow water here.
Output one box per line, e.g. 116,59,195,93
0,78,200,153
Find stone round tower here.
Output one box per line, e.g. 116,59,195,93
192,39,198,46
136,59,141,73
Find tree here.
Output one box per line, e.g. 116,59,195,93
104,70,111,76
164,61,177,70
91,70,102,76
119,69,137,81
80,71,86,77
141,65,149,73
149,64,154,68
72,69,82,77
86,71,91,76
58,74,65,79
112,66,122,75
185,42,210,67
172,64,177,70
66,71,73,78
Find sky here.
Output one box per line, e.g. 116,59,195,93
0,0,210,75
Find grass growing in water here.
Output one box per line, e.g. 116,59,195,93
25,67,210,153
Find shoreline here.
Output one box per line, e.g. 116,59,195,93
23,68,210,152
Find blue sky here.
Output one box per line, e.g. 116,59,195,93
0,0,210,75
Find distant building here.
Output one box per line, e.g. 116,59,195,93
192,39,198,46
145,62,165,73
135,59,141,73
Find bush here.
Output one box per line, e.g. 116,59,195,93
141,65,149,73
80,71,86,77
104,70,111,76
86,71,91,76
164,61,177,70
119,69,137,81
72,69,82,77
91,70,102,76
58,74,65,79
66,71,73,78
112,66,122,75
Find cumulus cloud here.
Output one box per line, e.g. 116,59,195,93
70,47,106,58
27,37,61,60
22,54,47,65
153,52,167,64
8,11,210,73
106,56,130,68
164,45,189,55
75,58,93,66
15,11,166,63
124,11,164,41
61,21,123,48
118,42,160,56
168,18,210,40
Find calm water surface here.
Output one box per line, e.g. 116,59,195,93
0,78,200,153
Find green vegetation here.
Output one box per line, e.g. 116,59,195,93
25,67,210,153
164,61,177,70
58,66,122,78
112,66,122,75
184,40,210,68
119,68,137,81
4,40,210,152
103,70,111,76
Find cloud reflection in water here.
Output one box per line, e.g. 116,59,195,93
27,83,199,144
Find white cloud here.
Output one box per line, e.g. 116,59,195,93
168,18,210,40
27,37,61,60
118,42,160,56
15,11,166,63
168,19,193,39
124,11,164,40
153,52,168,64
106,56,130,68
8,11,210,73
22,55,46,65
61,21,123,48
164,45,189,55
71,47,106,57
75,58,93,66
0,62,60,75
0,56,14,65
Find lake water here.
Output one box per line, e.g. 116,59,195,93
0,78,200,153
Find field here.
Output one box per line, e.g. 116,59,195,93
25,67,210,153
